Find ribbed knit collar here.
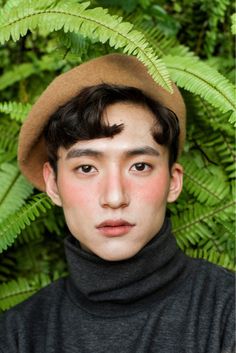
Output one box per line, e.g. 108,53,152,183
65,218,188,317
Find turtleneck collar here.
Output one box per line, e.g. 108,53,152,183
65,218,189,317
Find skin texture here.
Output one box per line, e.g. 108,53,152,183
43,102,183,261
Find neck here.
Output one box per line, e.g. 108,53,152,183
64,218,189,317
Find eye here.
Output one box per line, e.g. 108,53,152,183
77,165,97,174
131,163,152,172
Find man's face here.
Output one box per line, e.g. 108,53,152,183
43,102,183,261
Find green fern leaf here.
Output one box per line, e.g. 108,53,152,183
0,256,15,282
0,55,66,91
0,163,33,222
198,221,235,256
59,31,90,55
0,150,17,165
182,93,235,180
0,0,172,91
125,12,193,59
16,221,45,245
172,200,235,249
2,0,23,11
199,0,230,56
163,55,236,124
204,134,235,176
181,155,230,206
17,207,64,244
0,277,37,310
0,118,19,158
0,63,38,91
0,101,31,122
0,194,53,252
231,13,236,35
0,274,51,311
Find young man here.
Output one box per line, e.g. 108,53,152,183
0,54,234,352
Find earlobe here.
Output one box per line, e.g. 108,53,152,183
43,162,62,207
167,163,183,203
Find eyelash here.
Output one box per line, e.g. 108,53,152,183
130,162,152,172
76,165,97,174
76,162,152,174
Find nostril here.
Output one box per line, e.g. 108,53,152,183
100,188,129,209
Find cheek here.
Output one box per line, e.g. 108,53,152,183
57,177,96,209
133,174,170,204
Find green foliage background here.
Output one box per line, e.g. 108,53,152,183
0,0,235,311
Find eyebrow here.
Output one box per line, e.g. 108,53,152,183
66,148,102,159
65,146,160,160
126,146,160,157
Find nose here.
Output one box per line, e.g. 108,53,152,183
99,169,130,209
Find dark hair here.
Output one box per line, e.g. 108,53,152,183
43,83,180,172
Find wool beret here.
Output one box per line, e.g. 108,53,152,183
18,53,186,191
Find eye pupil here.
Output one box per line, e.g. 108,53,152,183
135,163,145,171
82,165,92,173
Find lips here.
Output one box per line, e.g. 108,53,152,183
96,219,135,237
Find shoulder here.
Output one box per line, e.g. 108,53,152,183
0,277,68,352
183,255,235,308
178,256,235,351
187,256,235,291
179,255,235,321
0,277,67,332
185,256,235,328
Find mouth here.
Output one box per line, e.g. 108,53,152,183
96,219,135,237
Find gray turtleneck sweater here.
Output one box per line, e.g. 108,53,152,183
0,219,235,353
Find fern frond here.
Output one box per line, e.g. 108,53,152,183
199,0,231,56
172,200,235,249
0,63,39,91
164,55,236,124
0,274,51,311
0,194,53,252
0,0,172,91
42,207,65,236
0,163,33,222
183,93,235,179
205,57,235,80
59,31,90,55
14,219,44,245
2,0,22,11
199,0,230,19
0,101,31,122
0,55,65,91
125,12,193,59
0,149,17,165
0,277,38,310
203,133,235,177
12,238,66,275
0,118,19,157
181,155,230,206
123,13,176,57
231,13,236,34
17,207,65,244
0,254,16,282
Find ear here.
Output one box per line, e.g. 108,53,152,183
43,162,62,207
167,163,183,203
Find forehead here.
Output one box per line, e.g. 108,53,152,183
103,101,156,129
102,102,159,149
58,101,165,159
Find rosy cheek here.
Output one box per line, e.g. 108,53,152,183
58,177,96,207
133,175,169,203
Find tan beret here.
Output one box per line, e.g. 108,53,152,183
18,53,186,191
